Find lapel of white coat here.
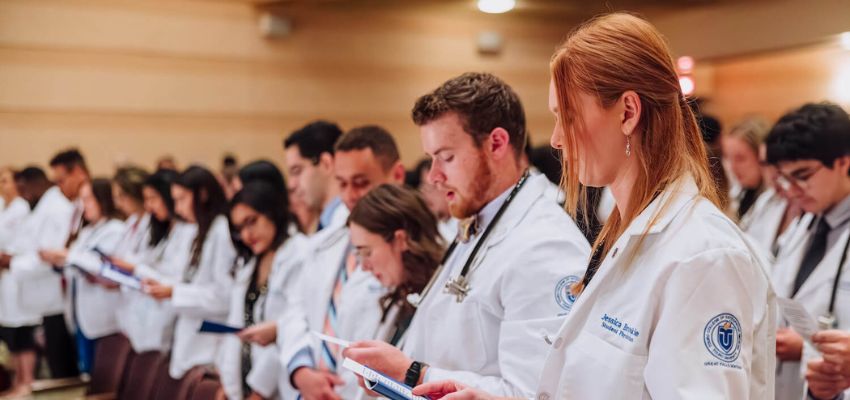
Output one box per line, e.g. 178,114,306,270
313,226,350,312
771,218,814,298
563,178,702,327
794,227,850,301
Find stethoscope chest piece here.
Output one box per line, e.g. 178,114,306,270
444,275,471,303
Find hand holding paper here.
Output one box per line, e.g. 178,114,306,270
342,358,429,400
342,340,414,384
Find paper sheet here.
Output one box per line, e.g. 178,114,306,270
311,331,351,348
777,297,819,342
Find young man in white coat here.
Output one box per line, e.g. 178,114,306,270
46,148,91,378
766,103,850,400
0,167,74,397
278,125,406,400
343,72,591,397
283,120,347,235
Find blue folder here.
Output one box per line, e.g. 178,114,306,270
199,320,241,334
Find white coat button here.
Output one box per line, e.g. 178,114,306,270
538,392,551,400
553,337,564,349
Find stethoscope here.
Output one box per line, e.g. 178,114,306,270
407,170,530,306
817,226,850,330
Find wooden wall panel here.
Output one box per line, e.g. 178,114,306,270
0,0,564,174
703,44,850,130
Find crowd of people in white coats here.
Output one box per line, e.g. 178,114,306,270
1,12,850,400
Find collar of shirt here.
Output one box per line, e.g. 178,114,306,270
319,196,343,228
823,192,850,230
474,184,513,236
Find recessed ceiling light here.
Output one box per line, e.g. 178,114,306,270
477,0,515,14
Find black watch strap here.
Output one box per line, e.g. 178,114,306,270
404,361,425,387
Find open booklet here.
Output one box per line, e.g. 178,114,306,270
99,264,142,290
341,358,429,400
91,247,142,290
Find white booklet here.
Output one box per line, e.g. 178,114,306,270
341,358,429,400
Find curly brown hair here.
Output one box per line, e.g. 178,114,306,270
348,184,445,321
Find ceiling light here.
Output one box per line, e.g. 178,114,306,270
477,0,515,14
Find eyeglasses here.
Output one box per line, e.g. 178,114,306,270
353,247,373,265
776,164,824,191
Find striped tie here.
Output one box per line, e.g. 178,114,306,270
318,246,357,371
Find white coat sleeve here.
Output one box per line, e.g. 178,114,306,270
134,224,193,284
216,334,243,400
643,247,774,400
424,236,589,397
67,223,125,274
171,220,236,318
9,211,72,278
277,283,315,376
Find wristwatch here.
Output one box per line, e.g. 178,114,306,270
404,360,428,387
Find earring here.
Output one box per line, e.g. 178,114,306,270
625,135,632,158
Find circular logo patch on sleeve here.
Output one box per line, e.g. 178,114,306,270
703,313,742,362
555,275,580,312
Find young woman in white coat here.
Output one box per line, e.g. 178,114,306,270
0,167,29,253
111,166,151,260
142,166,236,379
722,118,771,221
347,184,444,345
343,184,444,399
112,169,196,354
39,179,125,374
217,181,307,400
413,13,775,400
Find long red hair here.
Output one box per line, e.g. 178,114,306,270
551,13,723,293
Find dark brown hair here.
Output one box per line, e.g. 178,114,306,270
348,184,445,320
335,125,401,171
90,178,124,221
411,72,527,156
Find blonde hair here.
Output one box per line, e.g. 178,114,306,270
726,116,770,154
551,13,722,293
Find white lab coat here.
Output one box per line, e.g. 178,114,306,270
277,224,385,399
535,177,776,400
218,232,307,400
0,187,73,327
403,174,591,397
740,188,791,257
117,220,196,353
63,218,125,339
0,197,29,252
771,214,850,400
348,303,413,400
166,215,236,378
112,213,151,260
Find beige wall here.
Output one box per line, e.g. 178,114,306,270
0,0,567,175
700,42,850,130
1,0,848,176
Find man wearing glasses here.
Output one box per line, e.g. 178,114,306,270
765,102,850,400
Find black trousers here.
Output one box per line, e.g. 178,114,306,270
42,314,79,379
